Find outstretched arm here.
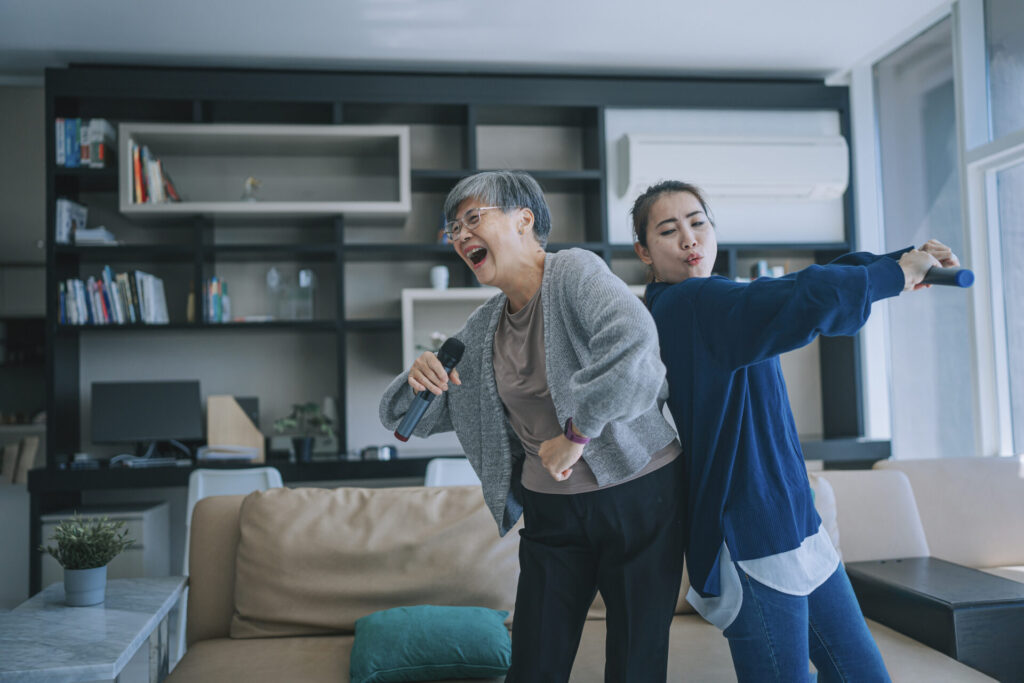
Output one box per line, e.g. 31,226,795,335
684,246,939,369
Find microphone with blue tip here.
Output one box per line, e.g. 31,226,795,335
922,266,974,288
394,337,466,442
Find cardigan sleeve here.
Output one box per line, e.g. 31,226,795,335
378,369,455,438
561,252,667,438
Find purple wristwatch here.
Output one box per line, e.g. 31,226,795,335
563,418,590,445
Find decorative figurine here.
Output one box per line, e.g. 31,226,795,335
241,176,262,201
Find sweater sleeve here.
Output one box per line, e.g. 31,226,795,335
378,317,473,438
563,253,667,438
378,369,455,438
688,253,905,370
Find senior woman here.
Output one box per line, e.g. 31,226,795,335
379,171,684,682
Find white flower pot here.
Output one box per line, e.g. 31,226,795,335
64,565,107,606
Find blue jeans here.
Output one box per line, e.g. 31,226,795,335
723,563,891,682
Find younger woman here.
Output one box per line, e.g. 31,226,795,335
632,180,958,682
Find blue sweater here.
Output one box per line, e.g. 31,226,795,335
646,250,906,598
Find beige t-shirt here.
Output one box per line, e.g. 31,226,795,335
493,287,679,495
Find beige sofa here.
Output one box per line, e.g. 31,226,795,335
168,469,999,682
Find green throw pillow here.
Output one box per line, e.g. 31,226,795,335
350,605,511,683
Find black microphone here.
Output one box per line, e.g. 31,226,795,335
922,266,974,288
394,338,466,442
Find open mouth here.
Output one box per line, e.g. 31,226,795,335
466,246,488,267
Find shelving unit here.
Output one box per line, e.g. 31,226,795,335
33,64,862,593
118,123,411,219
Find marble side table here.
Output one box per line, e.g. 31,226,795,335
0,576,186,682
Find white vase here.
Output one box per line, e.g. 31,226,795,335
64,565,107,606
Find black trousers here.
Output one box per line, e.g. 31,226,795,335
506,456,686,683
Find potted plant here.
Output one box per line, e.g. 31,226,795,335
274,401,335,463
40,514,133,606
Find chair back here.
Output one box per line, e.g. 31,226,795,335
184,467,283,574
424,457,480,487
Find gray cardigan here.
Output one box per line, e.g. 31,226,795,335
379,249,676,535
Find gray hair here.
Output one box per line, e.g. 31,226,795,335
443,171,552,248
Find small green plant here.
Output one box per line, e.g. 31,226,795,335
40,514,133,570
273,402,335,440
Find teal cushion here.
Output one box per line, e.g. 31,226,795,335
350,605,511,683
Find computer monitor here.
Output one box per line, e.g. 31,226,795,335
91,380,203,457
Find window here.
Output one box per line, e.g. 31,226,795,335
874,18,978,459
985,0,1024,139
994,161,1024,448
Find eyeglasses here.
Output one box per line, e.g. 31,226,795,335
444,206,503,240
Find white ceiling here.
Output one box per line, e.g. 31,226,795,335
0,0,951,83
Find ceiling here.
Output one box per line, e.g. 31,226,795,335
0,0,951,84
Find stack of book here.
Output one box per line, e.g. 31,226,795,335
73,226,119,245
59,266,169,326
130,143,182,204
55,118,116,169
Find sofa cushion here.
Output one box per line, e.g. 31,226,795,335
813,470,930,562
167,636,502,683
350,605,510,683
186,494,247,646
169,619,993,683
230,486,520,639
876,456,1024,567
568,615,994,682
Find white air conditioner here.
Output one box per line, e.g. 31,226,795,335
621,134,849,201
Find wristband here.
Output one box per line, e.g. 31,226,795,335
564,418,590,445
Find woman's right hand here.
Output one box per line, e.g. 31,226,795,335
898,249,942,291
408,351,462,395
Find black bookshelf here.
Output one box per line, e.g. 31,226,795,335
31,63,862,594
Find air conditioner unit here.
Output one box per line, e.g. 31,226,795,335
621,134,849,201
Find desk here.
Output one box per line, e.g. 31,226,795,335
27,459,434,594
846,557,1024,682
0,576,185,682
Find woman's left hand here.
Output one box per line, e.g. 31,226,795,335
920,239,961,268
538,436,584,481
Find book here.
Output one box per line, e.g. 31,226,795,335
55,198,87,244
86,276,101,324
87,119,116,169
97,280,111,323
64,118,79,168
128,272,142,323
1,442,18,484
153,277,169,323
13,436,40,485
133,143,145,203
161,163,182,201
79,120,90,167
102,265,124,324
141,146,167,203
73,226,118,245
64,279,75,325
55,118,66,166
116,272,136,323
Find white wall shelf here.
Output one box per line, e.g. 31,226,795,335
118,123,411,219
401,288,499,368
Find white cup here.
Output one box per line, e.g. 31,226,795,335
430,265,450,290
